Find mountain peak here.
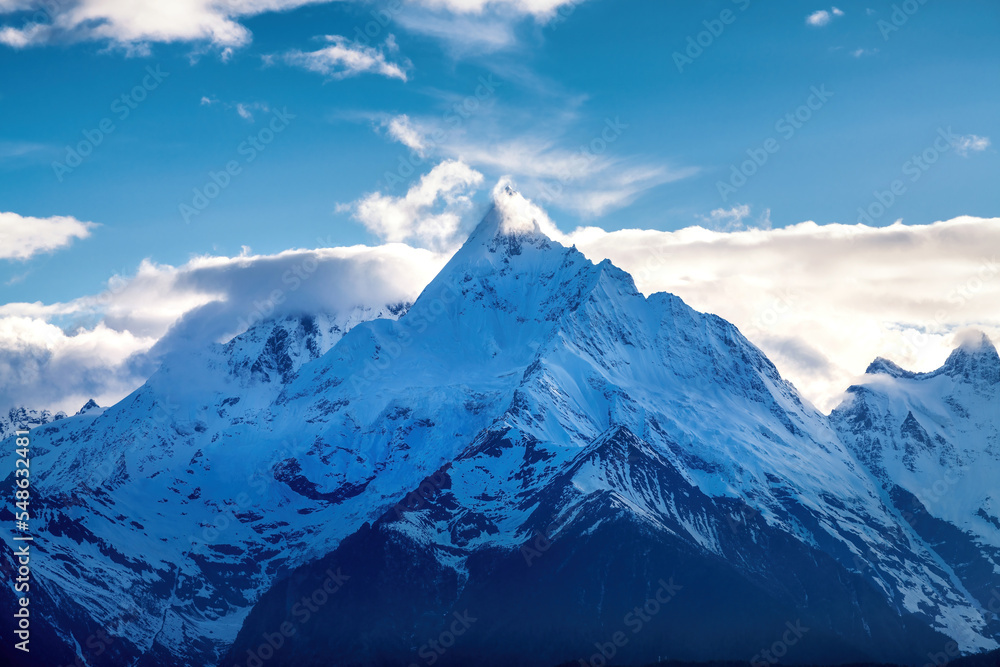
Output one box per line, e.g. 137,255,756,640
942,330,1000,385
466,180,559,249
865,357,914,378
76,398,101,415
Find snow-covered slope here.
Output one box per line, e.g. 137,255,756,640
832,332,1000,634
0,305,412,666
227,190,999,665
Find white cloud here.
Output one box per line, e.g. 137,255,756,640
0,0,330,50
397,11,517,52
345,160,484,249
0,211,95,260
807,7,844,26
413,0,577,18
0,0,587,53
807,10,831,26
277,35,410,81
376,114,697,217
565,216,1000,412
234,101,269,121
381,114,427,155
851,47,878,57
201,97,271,120
392,0,585,52
453,139,696,216
953,134,991,157
0,242,447,413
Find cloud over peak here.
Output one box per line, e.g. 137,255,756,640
344,159,484,250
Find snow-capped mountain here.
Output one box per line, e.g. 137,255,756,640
0,405,66,440
832,332,1000,644
225,190,999,666
0,305,413,667
2,187,999,667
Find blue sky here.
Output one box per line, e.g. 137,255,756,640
0,0,998,413
3,0,998,306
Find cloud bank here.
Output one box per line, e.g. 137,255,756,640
2,185,997,418
565,215,1000,411
0,243,446,413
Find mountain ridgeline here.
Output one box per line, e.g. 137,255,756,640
2,188,998,667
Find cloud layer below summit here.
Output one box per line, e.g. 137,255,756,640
1,182,998,414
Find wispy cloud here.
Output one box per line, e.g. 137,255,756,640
0,211,96,260
379,114,428,156
952,133,991,157
375,113,697,216
0,140,49,161
275,35,410,81
200,96,270,121
410,0,578,18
